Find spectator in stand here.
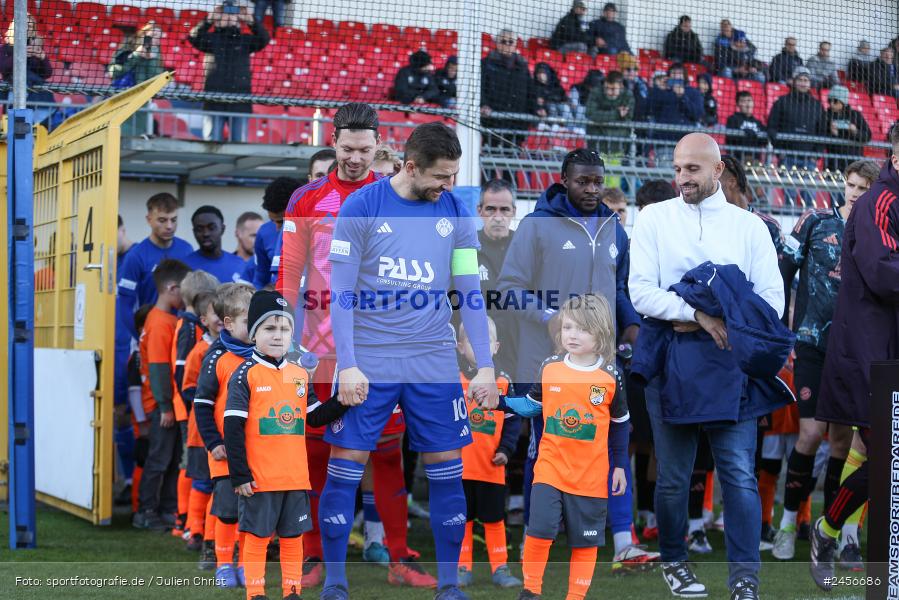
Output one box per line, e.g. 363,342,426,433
1,16,54,128
435,56,457,109
251,0,288,37
635,178,677,210
717,30,765,82
481,29,534,147
188,0,270,143
806,41,840,89
697,74,718,127
108,22,163,87
646,66,704,157
570,69,605,111
769,37,803,84
865,47,899,97
725,91,768,162
713,20,737,57
847,40,875,82
767,66,824,201
821,85,871,173
393,50,441,105
590,2,631,56
618,53,649,118
586,70,634,153
663,15,703,65
550,0,592,55
533,62,573,123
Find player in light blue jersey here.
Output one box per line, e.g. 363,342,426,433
319,123,499,600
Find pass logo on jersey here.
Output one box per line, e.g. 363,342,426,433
377,256,435,284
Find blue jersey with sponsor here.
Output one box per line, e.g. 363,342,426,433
184,250,247,284
248,219,280,288
328,177,479,355
116,236,193,341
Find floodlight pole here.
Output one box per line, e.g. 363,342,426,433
7,0,36,550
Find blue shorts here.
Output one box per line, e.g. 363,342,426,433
324,348,471,453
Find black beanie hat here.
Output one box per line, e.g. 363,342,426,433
248,290,295,341
410,50,432,69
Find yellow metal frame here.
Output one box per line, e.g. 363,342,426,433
3,73,172,523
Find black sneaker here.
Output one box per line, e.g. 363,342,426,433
796,521,811,541
186,533,204,552
661,561,707,598
516,590,540,599
810,517,838,591
730,577,759,600
838,542,864,572
283,583,302,599
132,510,168,531
198,540,217,570
759,523,775,551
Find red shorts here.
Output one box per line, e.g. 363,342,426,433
309,358,406,438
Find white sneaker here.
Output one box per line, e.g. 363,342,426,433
772,526,797,560
661,561,707,597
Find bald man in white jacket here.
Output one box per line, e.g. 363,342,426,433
628,133,784,600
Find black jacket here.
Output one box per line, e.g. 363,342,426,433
481,50,533,114
725,112,768,149
393,65,440,104
768,51,803,83
435,67,456,105
188,21,269,111
550,11,591,50
590,18,630,54
663,27,703,63
865,58,898,96
533,63,567,107
821,106,871,171
766,90,824,152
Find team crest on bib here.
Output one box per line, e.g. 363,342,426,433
609,243,618,260
293,377,306,398
331,417,344,434
436,218,454,237
589,385,606,406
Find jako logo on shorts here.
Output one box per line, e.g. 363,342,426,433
378,256,435,283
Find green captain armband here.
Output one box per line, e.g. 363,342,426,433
451,248,479,276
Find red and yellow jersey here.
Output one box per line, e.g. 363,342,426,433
171,315,203,422
276,170,380,358
460,372,511,484
529,355,628,498
184,336,211,449
225,357,313,492
139,307,178,416
194,341,248,479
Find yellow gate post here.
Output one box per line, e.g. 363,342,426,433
22,73,172,524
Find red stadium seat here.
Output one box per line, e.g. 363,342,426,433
402,26,433,49
110,4,142,28
371,23,401,45
434,29,457,52
307,18,336,36
639,48,661,61
594,53,616,74
37,0,73,22
144,6,176,26
178,8,208,26
74,2,108,23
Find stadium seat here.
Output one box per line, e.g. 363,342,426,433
74,1,108,23
307,18,337,36
110,4,142,28
37,0,73,23
371,23,402,45
144,6,177,26
639,48,661,61
433,29,458,52
594,53,616,74
155,112,197,140
402,26,433,49
177,8,208,25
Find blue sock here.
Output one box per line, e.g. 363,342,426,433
319,458,364,589
425,459,466,589
362,491,381,523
